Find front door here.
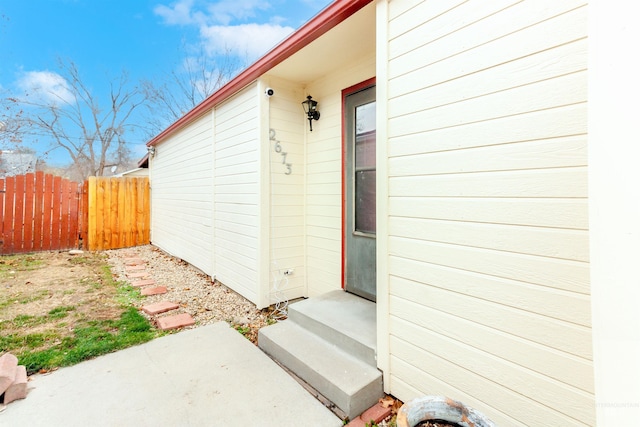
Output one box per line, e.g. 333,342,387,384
344,85,376,301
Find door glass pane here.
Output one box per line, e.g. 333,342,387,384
355,102,376,169
354,100,376,234
355,170,376,233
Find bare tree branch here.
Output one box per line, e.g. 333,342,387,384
0,93,27,149
142,45,242,137
8,58,147,179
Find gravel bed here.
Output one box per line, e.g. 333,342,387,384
105,245,272,342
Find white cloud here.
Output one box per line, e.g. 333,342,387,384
200,22,294,60
17,71,75,105
154,0,201,25
154,0,293,60
204,0,271,25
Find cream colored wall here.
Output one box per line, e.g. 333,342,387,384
381,0,592,425
589,0,640,424
260,76,307,304
304,53,376,298
149,113,214,275
212,83,261,305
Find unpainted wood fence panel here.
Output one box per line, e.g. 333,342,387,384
85,176,150,251
0,172,82,254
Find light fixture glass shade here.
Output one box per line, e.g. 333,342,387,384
302,95,320,131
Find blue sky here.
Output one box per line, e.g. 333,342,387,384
0,0,331,165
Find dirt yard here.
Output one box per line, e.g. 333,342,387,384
0,246,273,372
0,251,126,353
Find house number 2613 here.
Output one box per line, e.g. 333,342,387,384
269,129,292,175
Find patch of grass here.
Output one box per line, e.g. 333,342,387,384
0,331,61,353
0,296,18,311
19,289,50,304
17,307,158,374
233,324,251,338
84,282,101,292
0,305,77,331
0,255,44,275
68,256,93,265
1,251,161,375
11,314,35,327
116,283,142,305
11,314,47,328
48,305,75,319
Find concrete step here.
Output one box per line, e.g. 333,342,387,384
288,290,377,367
259,320,383,420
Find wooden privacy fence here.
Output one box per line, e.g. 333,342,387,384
1,172,83,254
84,176,150,251
0,172,150,254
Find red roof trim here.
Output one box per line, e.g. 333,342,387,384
137,153,149,168
147,0,373,147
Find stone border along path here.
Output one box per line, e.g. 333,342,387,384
122,252,195,330
106,245,271,340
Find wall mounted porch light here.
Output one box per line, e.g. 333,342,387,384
302,95,320,131
147,146,156,157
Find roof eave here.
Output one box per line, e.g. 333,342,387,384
137,153,149,168
146,0,373,147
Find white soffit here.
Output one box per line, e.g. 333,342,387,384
269,2,376,84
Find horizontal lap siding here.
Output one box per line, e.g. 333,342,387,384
305,54,376,297
151,113,213,275
265,77,306,302
214,84,260,304
385,1,592,425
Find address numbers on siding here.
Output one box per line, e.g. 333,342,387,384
269,128,292,175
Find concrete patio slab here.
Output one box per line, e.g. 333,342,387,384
0,322,340,427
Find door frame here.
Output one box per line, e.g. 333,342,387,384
341,77,377,291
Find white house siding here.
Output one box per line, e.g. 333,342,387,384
305,53,376,298
261,76,307,304
589,2,640,424
149,113,213,275
213,83,262,305
383,0,592,426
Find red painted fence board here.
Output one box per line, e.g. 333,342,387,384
0,173,83,255
23,173,35,251
50,176,62,251
42,173,53,251
13,174,25,252
3,177,15,253
33,171,44,251
0,178,4,251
